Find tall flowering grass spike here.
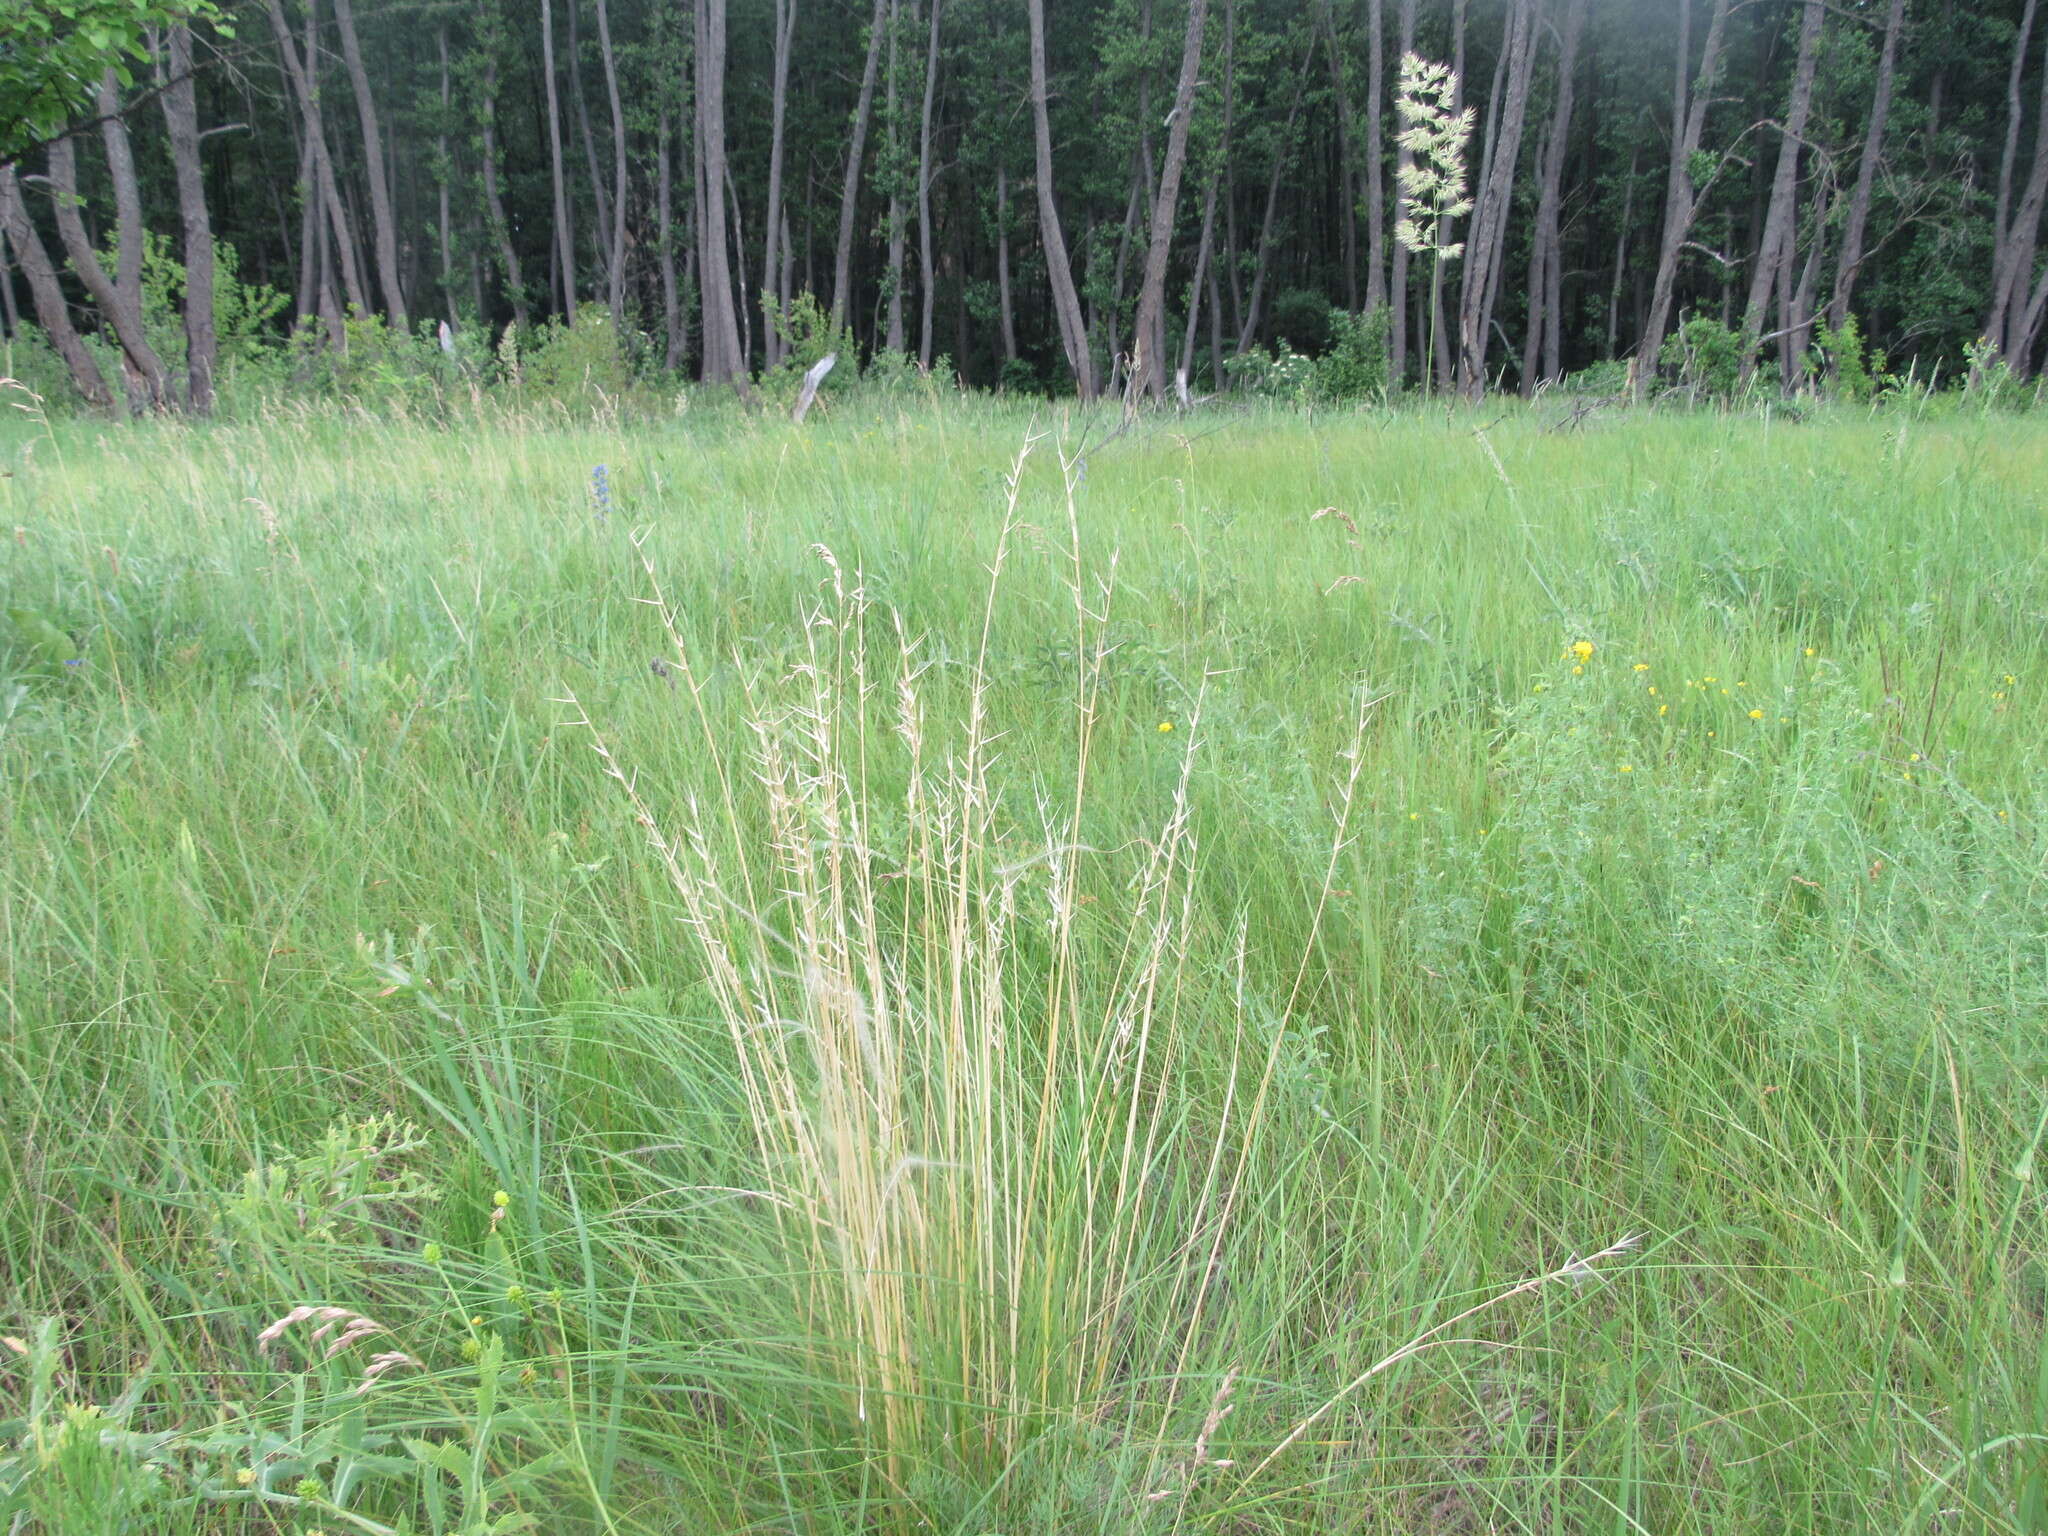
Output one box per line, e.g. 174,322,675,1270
1394,53,1475,260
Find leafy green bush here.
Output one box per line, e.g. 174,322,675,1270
1314,305,1391,402
1815,315,1875,402
1270,288,1334,355
1658,315,1747,402
757,289,853,411
1225,340,1319,402
521,306,633,405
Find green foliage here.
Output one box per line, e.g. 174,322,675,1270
1815,314,1875,403
1658,314,1748,402
519,307,633,405
1270,288,1335,355
1315,305,1392,402
0,0,225,160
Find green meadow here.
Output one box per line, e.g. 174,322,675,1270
3,395,2046,1533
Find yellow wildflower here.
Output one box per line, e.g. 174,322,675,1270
1572,665,1584,675
1157,721,1173,733
1658,704,1668,716
1571,641,1595,662
1748,709,1764,720
1618,763,1634,773
1804,647,1817,657
1633,662,1650,672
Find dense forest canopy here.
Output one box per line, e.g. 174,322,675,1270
1,0,2043,411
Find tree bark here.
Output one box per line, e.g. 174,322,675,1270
833,0,889,329
1827,0,1904,334
1234,41,1312,356
43,136,172,411
95,73,145,324
659,109,683,367
1389,0,1416,382
478,52,530,328
1316,0,1359,310
1178,176,1218,389
1027,0,1096,397
1458,0,1539,398
1363,0,1386,312
1131,0,1208,399
540,0,578,321
0,221,18,337
1738,0,1825,388
763,0,795,363
267,0,369,318
332,0,408,328
0,166,112,408
916,0,942,368
695,0,749,389
995,164,1017,363
884,0,907,353
161,24,219,412
1638,0,1733,398
1520,0,1587,394
1988,0,2048,363
596,0,630,321
569,0,614,301
437,31,456,318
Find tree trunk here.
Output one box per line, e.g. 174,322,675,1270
995,165,1017,363
1638,0,1733,398
95,73,145,323
0,221,18,337
695,0,749,390
437,31,456,318
1131,0,1208,399
1520,0,1586,394
763,0,795,364
0,166,112,408
569,0,614,302
833,0,889,329
1234,41,1312,356
1826,0,1904,333
1606,135,1638,359
659,109,683,367
332,0,408,328
884,0,907,353
162,25,219,412
1988,0,2048,363
1389,0,1416,382
1316,0,1359,311
540,0,578,321
1179,177,1219,388
1457,0,1539,399
596,0,630,321
478,55,530,328
1363,0,1386,312
916,0,942,368
1027,0,1097,397
43,136,171,411
1738,0,1825,388
266,0,369,318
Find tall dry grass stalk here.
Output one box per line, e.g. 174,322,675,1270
571,431,1370,1493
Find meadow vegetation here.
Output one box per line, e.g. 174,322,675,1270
2,389,2046,1533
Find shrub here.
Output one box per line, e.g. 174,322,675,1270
521,307,633,405
1314,305,1391,402
1657,315,1747,402
1270,288,1335,355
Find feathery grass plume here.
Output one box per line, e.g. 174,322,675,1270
1394,52,1475,394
